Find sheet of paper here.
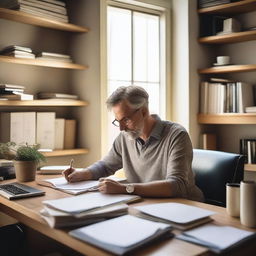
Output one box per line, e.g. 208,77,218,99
134,203,215,224
43,192,140,214
182,224,254,250
70,215,170,247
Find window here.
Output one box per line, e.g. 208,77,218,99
104,1,169,149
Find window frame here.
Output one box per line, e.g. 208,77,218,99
100,0,171,155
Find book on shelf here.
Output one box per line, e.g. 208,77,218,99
40,203,128,228
240,138,256,164
69,215,173,256
64,119,76,149
132,203,215,230
36,112,55,150
37,52,71,59
245,106,256,113
0,45,32,54
0,84,25,90
0,112,36,145
3,52,35,59
17,0,67,15
37,92,78,99
177,223,256,254
54,118,65,149
37,176,127,195
37,165,78,174
198,0,236,9
36,56,73,63
43,192,141,215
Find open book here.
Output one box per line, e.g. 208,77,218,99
133,203,215,230
177,223,256,254
37,176,126,195
41,203,128,228
43,192,141,215
69,215,173,255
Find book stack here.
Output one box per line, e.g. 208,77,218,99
37,92,78,99
200,79,254,114
0,45,35,59
198,0,239,9
0,84,34,100
40,192,141,228
36,52,73,63
0,0,68,23
240,139,256,164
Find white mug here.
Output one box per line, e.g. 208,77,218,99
217,56,230,65
240,181,256,228
226,183,240,217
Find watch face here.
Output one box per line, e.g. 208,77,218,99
126,184,134,194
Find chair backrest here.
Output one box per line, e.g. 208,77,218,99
192,149,244,207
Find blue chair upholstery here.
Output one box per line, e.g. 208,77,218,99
192,149,244,207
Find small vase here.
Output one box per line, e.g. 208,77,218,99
14,160,37,182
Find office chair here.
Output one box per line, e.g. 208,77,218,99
192,149,244,207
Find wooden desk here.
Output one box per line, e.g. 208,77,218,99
0,175,256,256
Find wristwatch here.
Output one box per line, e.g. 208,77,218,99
126,184,135,194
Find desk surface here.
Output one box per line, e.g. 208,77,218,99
0,175,256,256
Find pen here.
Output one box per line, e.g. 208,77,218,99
69,159,74,169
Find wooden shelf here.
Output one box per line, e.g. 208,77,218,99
0,55,88,70
0,8,89,33
199,30,256,44
0,99,88,107
198,0,256,14
245,164,256,172
198,64,256,74
198,113,256,124
42,148,89,157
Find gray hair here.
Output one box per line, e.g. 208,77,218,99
106,85,149,110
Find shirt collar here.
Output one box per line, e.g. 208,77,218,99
149,114,164,140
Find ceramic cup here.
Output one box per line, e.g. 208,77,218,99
217,56,230,65
240,181,256,228
226,183,240,217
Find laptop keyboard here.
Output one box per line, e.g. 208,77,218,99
0,184,30,195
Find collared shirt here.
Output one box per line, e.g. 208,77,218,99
87,115,204,201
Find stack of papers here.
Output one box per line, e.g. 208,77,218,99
177,224,256,254
69,215,173,255
41,203,128,228
133,203,215,230
37,176,126,195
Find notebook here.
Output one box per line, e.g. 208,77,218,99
0,182,45,200
69,215,173,255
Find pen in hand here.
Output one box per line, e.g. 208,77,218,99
69,159,74,169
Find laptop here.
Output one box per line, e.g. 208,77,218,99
0,182,45,200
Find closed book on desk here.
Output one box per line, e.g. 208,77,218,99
133,203,215,230
40,203,128,228
69,215,173,256
177,223,256,254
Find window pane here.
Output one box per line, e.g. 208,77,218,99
133,12,160,83
108,7,131,81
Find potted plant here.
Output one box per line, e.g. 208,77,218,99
0,142,45,182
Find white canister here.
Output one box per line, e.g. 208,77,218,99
226,183,240,217
240,181,256,228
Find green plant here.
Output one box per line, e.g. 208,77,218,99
0,142,45,164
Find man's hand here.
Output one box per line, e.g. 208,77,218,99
62,168,92,182
98,178,126,194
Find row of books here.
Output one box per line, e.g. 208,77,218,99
198,0,240,9
0,112,76,150
38,189,255,255
240,139,256,164
200,81,254,114
0,0,68,23
0,45,73,62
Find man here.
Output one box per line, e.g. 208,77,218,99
63,86,204,201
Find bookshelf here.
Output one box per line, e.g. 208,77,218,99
0,7,89,158
198,1,256,172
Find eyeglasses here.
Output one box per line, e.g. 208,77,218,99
112,108,140,127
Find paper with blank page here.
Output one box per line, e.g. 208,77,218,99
134,203,215,224
69,215,173,255
43,192,140,214
177,223,256,253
